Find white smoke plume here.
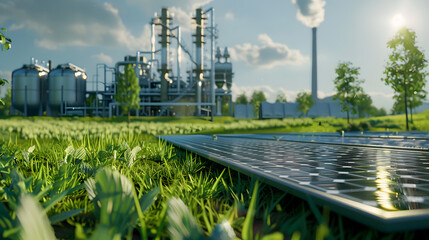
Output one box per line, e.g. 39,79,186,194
292,0,326,28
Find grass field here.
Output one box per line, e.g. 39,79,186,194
0,111,429,239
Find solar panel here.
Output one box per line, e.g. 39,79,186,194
220,133,429,150
159,134,429,232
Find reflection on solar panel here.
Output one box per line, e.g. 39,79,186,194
159,133,429,232
221,133,429,150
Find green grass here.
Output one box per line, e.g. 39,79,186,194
1,111,429,239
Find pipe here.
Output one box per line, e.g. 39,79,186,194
177,26,181,93
136,51,140,78
151,20,156,78
203,7,215,120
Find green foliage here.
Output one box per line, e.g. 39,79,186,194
250,90,267,116
391,94,405,114
296,92,314,116
17,194,56,240
2,116,429,239
167,197,205,239
116,64,141,121
242,181,259,240
382,27,428,129
333,61,364,123
275,92,287,103
0,27,12,51
84,168,159,237
391,92,420,120
355,93,386,117
0,146,84,239
235,92,248,104
0,117,314,140
218,95,232,116
167,197,236,240
0,87,11,114
355,93,372,118
0,28,12,104
341,121,371,132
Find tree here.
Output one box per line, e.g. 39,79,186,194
0,27,12,105
356,93,372,118
356,93,387,118
250,90,266,116
235,93,248,104
275,92,287,103
374,108,387,117
333,61,364,123
391,94,405,115
296,92,314,116
382,27,427,130
0,87,11,116
391,87,426,123
116,64,141,123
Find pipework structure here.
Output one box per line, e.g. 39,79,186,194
10,7,233,118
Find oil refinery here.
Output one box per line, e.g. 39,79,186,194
10,7,233,118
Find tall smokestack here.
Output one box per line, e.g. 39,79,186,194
292,0,325,102
312,27,317,102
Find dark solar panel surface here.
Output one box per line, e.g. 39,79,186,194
220,133,429,150
159,133,429,232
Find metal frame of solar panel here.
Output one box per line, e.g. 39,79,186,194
159,133,429,232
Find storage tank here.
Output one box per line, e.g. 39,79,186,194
214,47,233,90
214,62,233,89
214,62,226,89
11,64,49,116
47,63,87,114
223,47,233,89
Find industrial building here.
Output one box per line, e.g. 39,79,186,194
10,7,233,118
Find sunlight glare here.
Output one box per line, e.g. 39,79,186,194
391,14,405,30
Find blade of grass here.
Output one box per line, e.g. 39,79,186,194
242,180,259,240
132,181,148,240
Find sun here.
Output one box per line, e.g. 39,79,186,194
391,14,405,30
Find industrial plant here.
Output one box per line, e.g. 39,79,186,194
10,7,233,117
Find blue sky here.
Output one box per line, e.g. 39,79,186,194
1,0,428,111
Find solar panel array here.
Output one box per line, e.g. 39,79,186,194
159,133,429,232
221,133,429,150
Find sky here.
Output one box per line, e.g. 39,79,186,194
1,0,429,112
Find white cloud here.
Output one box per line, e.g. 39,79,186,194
125,0,213,32
224,12,235,20
0,0,214,51
126,0,213,14
0,0,151,50
231,34,308,69
292,0,326,28
8,24,25,31
367,91,394,99
92,53,114,65
169,7,195,32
